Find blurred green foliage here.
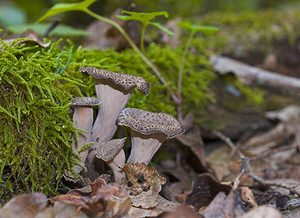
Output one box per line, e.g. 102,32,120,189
8,23,88,36
200,10,300,55
3,0,300,27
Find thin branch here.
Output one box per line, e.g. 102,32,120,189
242,158,300,196
212,130,245,159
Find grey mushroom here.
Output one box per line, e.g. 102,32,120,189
117,108,184,164
95,138,126,183
70,97,100,174
80,67,150,179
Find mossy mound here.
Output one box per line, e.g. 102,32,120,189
201,10,300,56
0,40,79,202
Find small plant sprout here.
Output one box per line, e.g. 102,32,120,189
116,10,174,52
117,108,184,164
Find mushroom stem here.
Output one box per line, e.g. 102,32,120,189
92,83,131,143
85,84,131,180
108,150,126,183
128,131,166,164
73,107,94,168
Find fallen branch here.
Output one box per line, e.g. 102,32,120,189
242,158,300,196
213,130,245,159
210,55,300,95
214,130,300,196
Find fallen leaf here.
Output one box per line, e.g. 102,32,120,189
202,192,227,218
53,201,88,218
240,187,258,208
0,193,48,218
161,205,202,218
186,173,231,209
241,206,282,218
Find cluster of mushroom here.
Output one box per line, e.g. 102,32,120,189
68,67,184,186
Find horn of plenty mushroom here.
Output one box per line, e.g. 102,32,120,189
117,108,184,164
80,67,150,180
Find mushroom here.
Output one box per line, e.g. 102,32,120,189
80,67,150,143
80,67,150,179
117,108,184,164
70,97,100,172
95,138,126,183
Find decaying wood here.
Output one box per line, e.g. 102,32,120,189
210,55,300,95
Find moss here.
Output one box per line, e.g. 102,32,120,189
199,10,300,55
0,40,79,202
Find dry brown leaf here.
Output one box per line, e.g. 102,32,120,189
241,206,282,218
186,173,231,209
155,195,179,212
130,190,158,209
104,197,131,218
223,190,246,218
240,187,258,208
161,205,202,218
50,194,91,212
52,201,88,218
0,193,48,218
202,192,227,218
125,207,161,218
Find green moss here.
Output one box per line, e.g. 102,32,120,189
0,40,79,202
200,10,300,55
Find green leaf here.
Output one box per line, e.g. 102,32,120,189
7,23,88,37
178,21,219,35
116,10,169,25
0,5,26,27
151,22,174,36
37,0,96,22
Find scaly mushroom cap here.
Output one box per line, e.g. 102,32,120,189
80,67,150,95
117,108,184,138
71,97,100,107
95,138,126,162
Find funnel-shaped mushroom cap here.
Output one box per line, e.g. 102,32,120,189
95,138,126,162
80,67,150,95
71,97,100,107
117,108,184,138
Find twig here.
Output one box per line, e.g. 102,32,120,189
213,131,300,195
252,145,296,161
242,158,300,196
43,20,60,37
211,55,300,95
212,130,245,159
232,168,245,190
